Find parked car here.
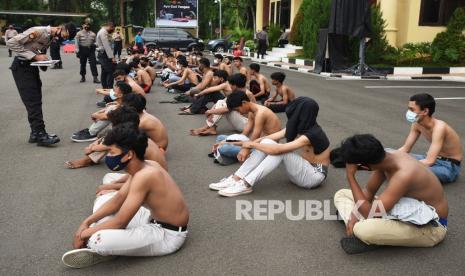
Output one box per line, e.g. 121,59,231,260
206,34,233,53
141,27,204,51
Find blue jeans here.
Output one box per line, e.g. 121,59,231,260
411,154,461,184
216,135,241,160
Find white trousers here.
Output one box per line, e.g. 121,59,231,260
87,173,188,256
206,99,248,132
235,139,327,188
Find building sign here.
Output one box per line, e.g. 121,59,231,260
156,0,198,28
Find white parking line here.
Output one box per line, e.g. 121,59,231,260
435,97,465,100
365,86,465,89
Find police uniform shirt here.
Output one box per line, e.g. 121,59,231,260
6,26,52,60
96,27,114,59
75,29,96,51
4,28,18,41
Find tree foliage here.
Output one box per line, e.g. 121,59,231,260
431,7,465,63
288,0,331,58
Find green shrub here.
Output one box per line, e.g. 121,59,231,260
431,8,465,63
288,0,331,58
245,40,256,52
228,27,254,43
267,24,282,49
364,4,390,64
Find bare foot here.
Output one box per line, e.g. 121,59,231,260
65,157,93,169
198,127,217,136
190,126,209,136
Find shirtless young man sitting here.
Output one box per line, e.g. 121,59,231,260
190,73,256,136
140,57,157,82
129,61,152,93
65,106,167,170
179,58,216,114
62,124,188,268
233,56,250,82
212,54,232,75
72,81,133,142
334,134,448,254
248,63,271,103
398,93,462,184
181,70,228,115
264,72,296,113
96,69,146,97
123,93,169,151
210,97,330,196
212,91,282,164
163,59,199,93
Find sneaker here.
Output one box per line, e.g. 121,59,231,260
71,129,97,142
167,89,175,93
340,237,380,254
218,180,253,197
96,101,107,108
72,128,89,137
209,175,237,191
62,248,116,268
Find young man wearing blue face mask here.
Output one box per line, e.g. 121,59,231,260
71,81,132,142
62,124,189,268
398,93,462,184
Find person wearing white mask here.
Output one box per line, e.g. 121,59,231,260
398,93,462,184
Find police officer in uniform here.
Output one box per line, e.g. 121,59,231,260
75,22,100,83
96,22,116,89
4,25,18,57
50,36,63,69
6,23,76,146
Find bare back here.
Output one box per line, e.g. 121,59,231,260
140,111,169,150
415,119,462,161
252,104,282,136
384,151,448,218
136,160,189,226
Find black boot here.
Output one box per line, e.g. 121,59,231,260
93,76,101,83
29,131,60,146
80,75,86,83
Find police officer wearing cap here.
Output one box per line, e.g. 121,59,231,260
75,22,100,83
96,22,116,89
6,23,77,146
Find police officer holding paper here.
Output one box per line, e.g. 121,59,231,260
6,23,76,146
75,21,100,83
96,22,116,89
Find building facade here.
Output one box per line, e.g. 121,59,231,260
255,0,465,47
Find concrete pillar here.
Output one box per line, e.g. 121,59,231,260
290,0,302,29
379,0,398,47
256,0,264,32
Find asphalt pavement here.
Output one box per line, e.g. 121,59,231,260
0,47,464,275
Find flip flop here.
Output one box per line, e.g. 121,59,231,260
178,111,195,115
198,131,216,136
340,237,380,254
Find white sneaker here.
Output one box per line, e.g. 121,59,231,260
62,248,116,268
218,180,253,197
209,175,237,191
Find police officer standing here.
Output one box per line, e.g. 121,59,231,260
4,25,18,57
6,23,76,146
96,22,116,89
50,36,63,69
75,22,100,83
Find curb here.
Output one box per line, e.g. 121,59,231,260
218,51,465,82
